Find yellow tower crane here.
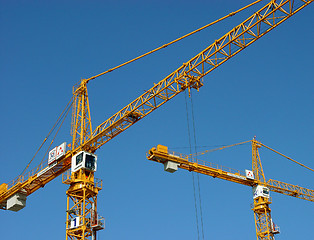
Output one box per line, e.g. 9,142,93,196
146,139,314,240
0,0,313,239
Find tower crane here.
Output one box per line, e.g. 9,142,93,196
146,139,314,240
0,0,313,239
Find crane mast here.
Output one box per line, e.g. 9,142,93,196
147,140,314,239
71,79,93,150
0,0,313,239
251,140,276,240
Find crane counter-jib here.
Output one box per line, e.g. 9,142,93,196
0,151,72,209
147,145,256,187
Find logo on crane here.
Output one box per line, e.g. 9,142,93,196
245,170,254,180
48,142,66,165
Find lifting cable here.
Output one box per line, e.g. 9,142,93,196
190,91,205,240
189,140,252,158
184,91,200,239
35,99,73,173
19,96,74,178
184,91,204,240
259,142,314,173
84,0,263,83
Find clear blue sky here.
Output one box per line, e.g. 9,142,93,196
1,0,313,239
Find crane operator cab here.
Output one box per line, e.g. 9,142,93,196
71,151,97,173
252,185,270,199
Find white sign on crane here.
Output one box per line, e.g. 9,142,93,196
245,169,255,180
48,142,66,165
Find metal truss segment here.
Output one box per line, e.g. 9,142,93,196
267,179,314,201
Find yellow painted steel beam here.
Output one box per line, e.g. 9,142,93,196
188,140,252,158
252,140,267,183
252,197,275,240
64,169,103,240
259,142,314,173
266,179,314,202
81,0,263,84
71,81,93,150
0,152,72,207
147,145,256,187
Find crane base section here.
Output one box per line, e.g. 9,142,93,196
7,193,26,212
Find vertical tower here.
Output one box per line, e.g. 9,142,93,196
63,152,104,240
71,79,93,150
251,139,279,240
65,80,104,240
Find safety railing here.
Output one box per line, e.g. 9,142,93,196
7,162,46,190
169,150,246,177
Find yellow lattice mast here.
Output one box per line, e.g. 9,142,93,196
63,167,104,240
71,79,93,151
251,139,278,240
65,79,104,240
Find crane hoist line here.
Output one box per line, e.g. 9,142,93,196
0,1,313,240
